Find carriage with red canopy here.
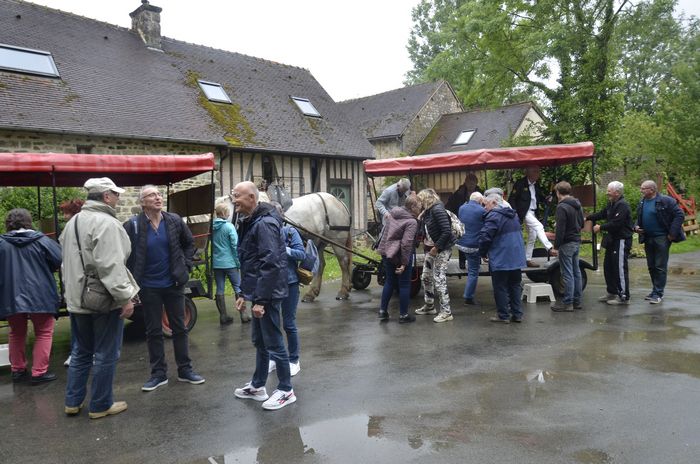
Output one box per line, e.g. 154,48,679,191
361,142,599,296
0,152,216,335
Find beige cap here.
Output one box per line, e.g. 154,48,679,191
83,177,125,194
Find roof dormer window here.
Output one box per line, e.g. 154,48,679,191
198,80,231,104
0,43,59,77
453,130,475,145
291,96,321,117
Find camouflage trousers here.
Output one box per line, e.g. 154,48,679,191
422,249,452,314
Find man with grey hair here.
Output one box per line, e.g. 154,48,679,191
634,180,686,304
124,184,204,392
61,177,138,419
586,181,634,305
483,187,512,208
375,178,411,224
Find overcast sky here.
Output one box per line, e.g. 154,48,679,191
25,0,700,102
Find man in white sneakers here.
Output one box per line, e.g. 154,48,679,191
232,181,296,410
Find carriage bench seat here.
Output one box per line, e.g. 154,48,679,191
522,283,555,303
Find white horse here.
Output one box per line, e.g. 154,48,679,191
281,192,353,302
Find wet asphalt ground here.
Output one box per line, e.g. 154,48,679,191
1,253,700,464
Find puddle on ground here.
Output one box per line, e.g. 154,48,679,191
667,266,698,276
208,414,432,463
635,350,700,379
572,448,614,463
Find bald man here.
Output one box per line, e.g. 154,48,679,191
232,181,296,411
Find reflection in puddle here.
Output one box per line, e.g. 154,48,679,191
572,448,613,463
215,415,430,463
637,350,700,379
667,266,698,276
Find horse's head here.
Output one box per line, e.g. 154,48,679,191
267,183,293,211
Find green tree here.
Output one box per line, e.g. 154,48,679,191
0,187,84,234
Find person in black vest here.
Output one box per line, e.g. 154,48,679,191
511,166,553,267
124,184,204,392
586,181,634,305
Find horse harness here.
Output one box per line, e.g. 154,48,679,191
314,192,351,232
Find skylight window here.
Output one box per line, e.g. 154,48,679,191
453,130,475,145
198,80,232,104
291,97,321,117
0,43,59,77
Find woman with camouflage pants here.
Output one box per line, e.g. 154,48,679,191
414,189,456,323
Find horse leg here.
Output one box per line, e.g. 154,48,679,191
334,235,352,300
302,243,325,302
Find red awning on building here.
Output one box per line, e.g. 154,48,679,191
0,152,215,187
363,142,594,176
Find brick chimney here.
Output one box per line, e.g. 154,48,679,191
130,1,162,50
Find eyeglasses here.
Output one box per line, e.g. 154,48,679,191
109,190,120,197
141,191,163,200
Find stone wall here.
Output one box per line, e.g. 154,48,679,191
0,129,220,219
403,83,462,156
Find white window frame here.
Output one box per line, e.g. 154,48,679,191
197,80,232,104
453,130,476,146
291,96,321,117
0,43,60,78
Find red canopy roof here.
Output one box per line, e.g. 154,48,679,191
0,153,215,187
363,142,594,176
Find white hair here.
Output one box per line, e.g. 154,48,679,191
485,193,503,206
469,191,484,202
641,180,658,192
397,178,411,190
608,181,624,193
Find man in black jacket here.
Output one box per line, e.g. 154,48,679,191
550,182,585,312
232,181,296,411
586,181,634,305
511,166,553,267
124,185,204,392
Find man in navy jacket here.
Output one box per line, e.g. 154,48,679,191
634,180,686,304
232,181,295,411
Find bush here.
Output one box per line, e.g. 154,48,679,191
0,187,84,233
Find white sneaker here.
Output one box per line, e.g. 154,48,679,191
415,304,437,315
268,360,276,373
64,355,71,367
234,382,269,401
262,389,296,410
290,361,301,377
433,312,454,323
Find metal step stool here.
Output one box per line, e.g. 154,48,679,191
523,283,555,303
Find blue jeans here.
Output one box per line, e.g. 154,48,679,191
380,256,414,316
141,285,192,378
558,241,582,305
251,299,292,392
215,268,241,295
491,270,522,320
463,251,481,300
282,283,300,363
65,310,123,413
644,235,670,297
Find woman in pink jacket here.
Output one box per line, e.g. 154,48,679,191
376,195,421,323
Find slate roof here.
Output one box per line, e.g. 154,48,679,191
0,0,373,159
337,81,446,140
413,102,542,155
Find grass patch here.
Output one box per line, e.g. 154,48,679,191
321,245,380,281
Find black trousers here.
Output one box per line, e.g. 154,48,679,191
603,238,631,300
141,285,192,377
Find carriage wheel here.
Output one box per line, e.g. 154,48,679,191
352,266,372,290
548,265,588,296
162,297,197,338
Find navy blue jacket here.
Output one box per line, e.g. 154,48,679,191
282,225,306,285
479,207,527,271
237,202,288,305
124,211,194,287
636,194,686,243
457,200,485,249
0,230,62,319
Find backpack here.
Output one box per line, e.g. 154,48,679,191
446,209,465,239
300,239,320,274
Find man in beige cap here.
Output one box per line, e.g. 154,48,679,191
60,177,139,419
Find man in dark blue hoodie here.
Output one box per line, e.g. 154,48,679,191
479,194,527,323
232,181,295,411
550,182,585,312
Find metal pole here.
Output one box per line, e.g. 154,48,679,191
591,155,598,270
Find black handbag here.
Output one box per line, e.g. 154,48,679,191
74,216,116,312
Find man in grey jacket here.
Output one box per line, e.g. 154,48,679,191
61,177,139,420
375,178,411,224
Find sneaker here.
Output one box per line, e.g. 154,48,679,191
262,389,296,410
177,371,205,385
290,361,301,377
64,404,82,416
88,401,127,419
234,382,269,401
490,316,511,324
649,296,663,304
64,355,71,367
463,298,478,305
644,293,655,301
433,312,454,323
268,360,277,373
526,260,540,268
551,302,573,312
415,304,437,315
573,302,583,310
607,297,630,306
11,370,28,383
378,310,389,321
31,372,57,385
511,316,523,323
598,293,617,302
142,376,168,392
399,314,416,323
